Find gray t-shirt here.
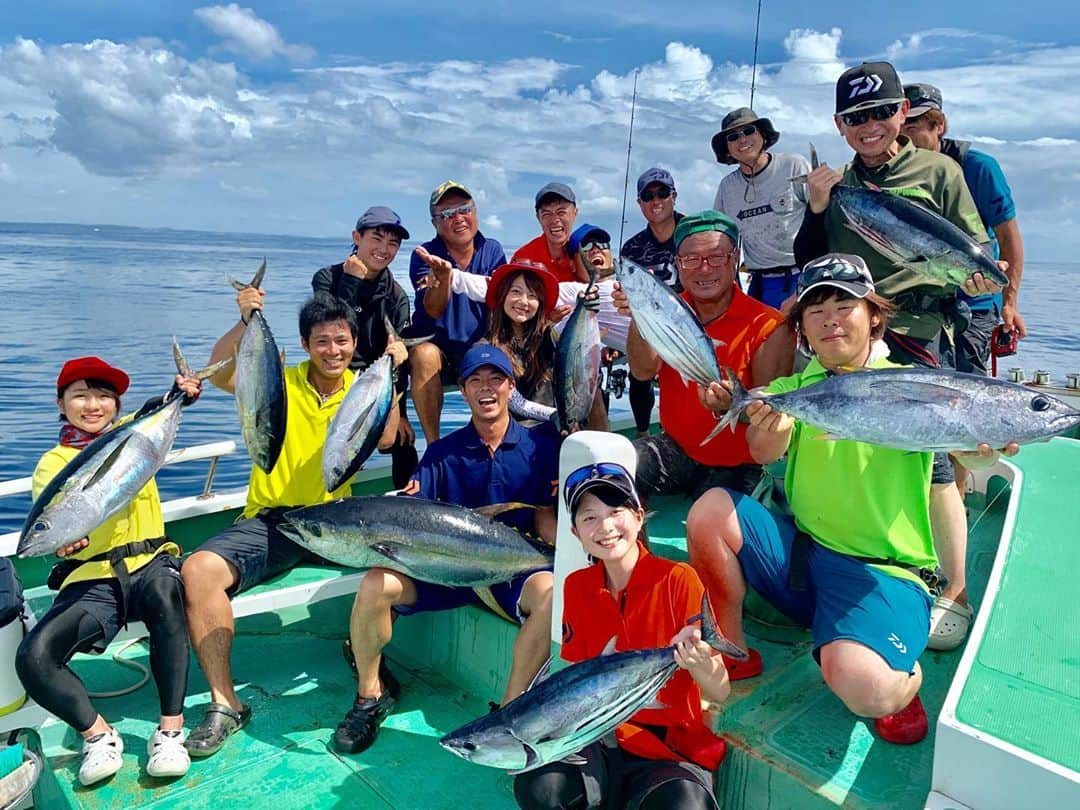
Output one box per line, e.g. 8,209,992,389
714,152,811,269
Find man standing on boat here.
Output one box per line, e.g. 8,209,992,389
513,182,580,282
613,210,794,500
409,181,507,444
712,109,810,311
336,344,557,756
794,61,1005,652
621,167,685,437
181,291,407,758
312,206,417,489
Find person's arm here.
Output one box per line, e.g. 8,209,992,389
745,400,795,464
451,267,490,301
672,624,731,705
413,246,454,320
749,323,795,388
793,163,842,267
995,218,1026,337
208,285,263,393
534,506,556,545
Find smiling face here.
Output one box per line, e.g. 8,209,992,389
901,114,945,152
432,192,478,252
637,182,676,226
728,125,766,171
835,99,911,168
301,319,357,384
571,490,644,563
461,366,514,424
502,273,542,326
352,227,402,272
536,199,577,248
58,380,119,433
799,291,879,368
677,230,737,305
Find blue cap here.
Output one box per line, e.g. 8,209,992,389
567,223,611,255
636,167,676,196
458,344,515,381
355,206,409,240
534,182,576,209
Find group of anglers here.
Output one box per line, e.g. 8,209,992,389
10,58,1056,810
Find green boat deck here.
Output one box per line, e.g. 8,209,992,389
14,440,1077,809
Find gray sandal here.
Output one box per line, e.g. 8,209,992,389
184,702,251,758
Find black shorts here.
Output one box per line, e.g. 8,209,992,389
955,307,998,376
38,553,183,654
633,432,761,501
198,510,333,596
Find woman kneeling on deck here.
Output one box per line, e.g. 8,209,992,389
16,357,200,785
515,462,729,810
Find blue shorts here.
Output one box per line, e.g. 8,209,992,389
730,492,931,673
747,268,798,312
394,568,551,624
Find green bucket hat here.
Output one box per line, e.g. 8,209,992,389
674,210,739,249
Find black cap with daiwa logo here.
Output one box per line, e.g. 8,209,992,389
835,61,905,115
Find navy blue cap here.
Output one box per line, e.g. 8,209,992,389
636,167,676,196
355,206,409,240
567,223,611,254
535,182,576,209
458,344,515,381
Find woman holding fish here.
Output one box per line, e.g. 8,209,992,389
513,461,729,810
16,357,201,786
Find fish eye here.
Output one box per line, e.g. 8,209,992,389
32,520,49,533
307,523,322,537
462,741,477,752
1031,395,1051,412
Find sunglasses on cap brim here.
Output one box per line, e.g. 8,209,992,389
564,462,635,507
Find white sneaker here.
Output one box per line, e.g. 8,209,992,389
78,728,124,786
146,728,191,778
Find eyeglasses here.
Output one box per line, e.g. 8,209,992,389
564,462,634,506
639,187,672,203
678,251,736,270
725,124,758,143
839,102,901,127
580,241,610,252
434,203,476,221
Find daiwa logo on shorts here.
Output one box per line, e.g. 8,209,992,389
849,74,883,99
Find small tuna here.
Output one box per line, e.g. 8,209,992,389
322,354,395,491
553,275,602,433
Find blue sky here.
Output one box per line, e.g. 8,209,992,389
0,1,1077,257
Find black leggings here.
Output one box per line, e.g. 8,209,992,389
628,375,655,435
15,571,189,731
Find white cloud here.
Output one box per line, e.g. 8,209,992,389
484,214,503,230
194,4,313,62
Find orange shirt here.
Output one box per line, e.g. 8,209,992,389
512,235,577,283
658,286,783,466
561,545,723,764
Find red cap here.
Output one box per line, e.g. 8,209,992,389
485,261,560,318
56,357,130,396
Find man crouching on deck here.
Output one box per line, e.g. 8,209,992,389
688,254,947,744
337,343,558,755
182,290,406,757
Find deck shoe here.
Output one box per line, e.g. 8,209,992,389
333,689,397,754
927,597,974,651
78,727,124,786
874,694,928,744
723,647,763,681
146,728,191,778
184,702,251,758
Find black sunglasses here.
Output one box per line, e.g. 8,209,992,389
725,124,758,143
639,187,672,203
839,102,901,127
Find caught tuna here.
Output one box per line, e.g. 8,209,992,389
614,258,722,387
230,260,287,473
807,143,1008,288
553,277,601,432
18,342,230,558
322,354,394,491
439,595,745,773
279,496,553,587
717,365,1080,452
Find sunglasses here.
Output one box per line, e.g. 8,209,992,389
564,462,634,507
639,187,672,203
580,240,610,253
839,102,901,127
724,124,758,143
434,203,476,221
678,251,736,270
798,257,871,292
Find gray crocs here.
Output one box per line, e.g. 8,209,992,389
184,702,251,758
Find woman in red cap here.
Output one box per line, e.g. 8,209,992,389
15,357,200,787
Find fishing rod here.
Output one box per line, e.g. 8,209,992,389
749,0,763,107
617,69,640,255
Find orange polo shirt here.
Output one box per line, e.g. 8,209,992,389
561,545,724,765
512,235,577,283
658,286,783,466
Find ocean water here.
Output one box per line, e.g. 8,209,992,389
1,221,1076,534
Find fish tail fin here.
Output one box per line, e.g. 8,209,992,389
172,337,193,377
195,355,234,381
383,315,399,343
171,338,233,381
701,368,751,448
229,258,267,291
700,593,749,661
474,501,536,519
809,142,819,170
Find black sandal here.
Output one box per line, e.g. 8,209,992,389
184,702,251,758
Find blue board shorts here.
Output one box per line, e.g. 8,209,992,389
729,492,932,673
394,567,552,625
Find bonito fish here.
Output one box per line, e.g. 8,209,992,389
322,354,395,491
279,496,553,587
18,342,230,557
553,273,601,433
439,595,746,773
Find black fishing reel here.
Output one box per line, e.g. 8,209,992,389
606,367,628,399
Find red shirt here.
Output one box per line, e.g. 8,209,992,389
658,286,783,466
512,235,577,283
561,545,724,765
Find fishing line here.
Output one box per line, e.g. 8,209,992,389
617,69,640,256
968,472,1011,534
749,0,764,107
86,635,151,699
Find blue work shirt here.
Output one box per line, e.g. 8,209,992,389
958,148,1016,312
405,418,559,536
409,232,506,359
